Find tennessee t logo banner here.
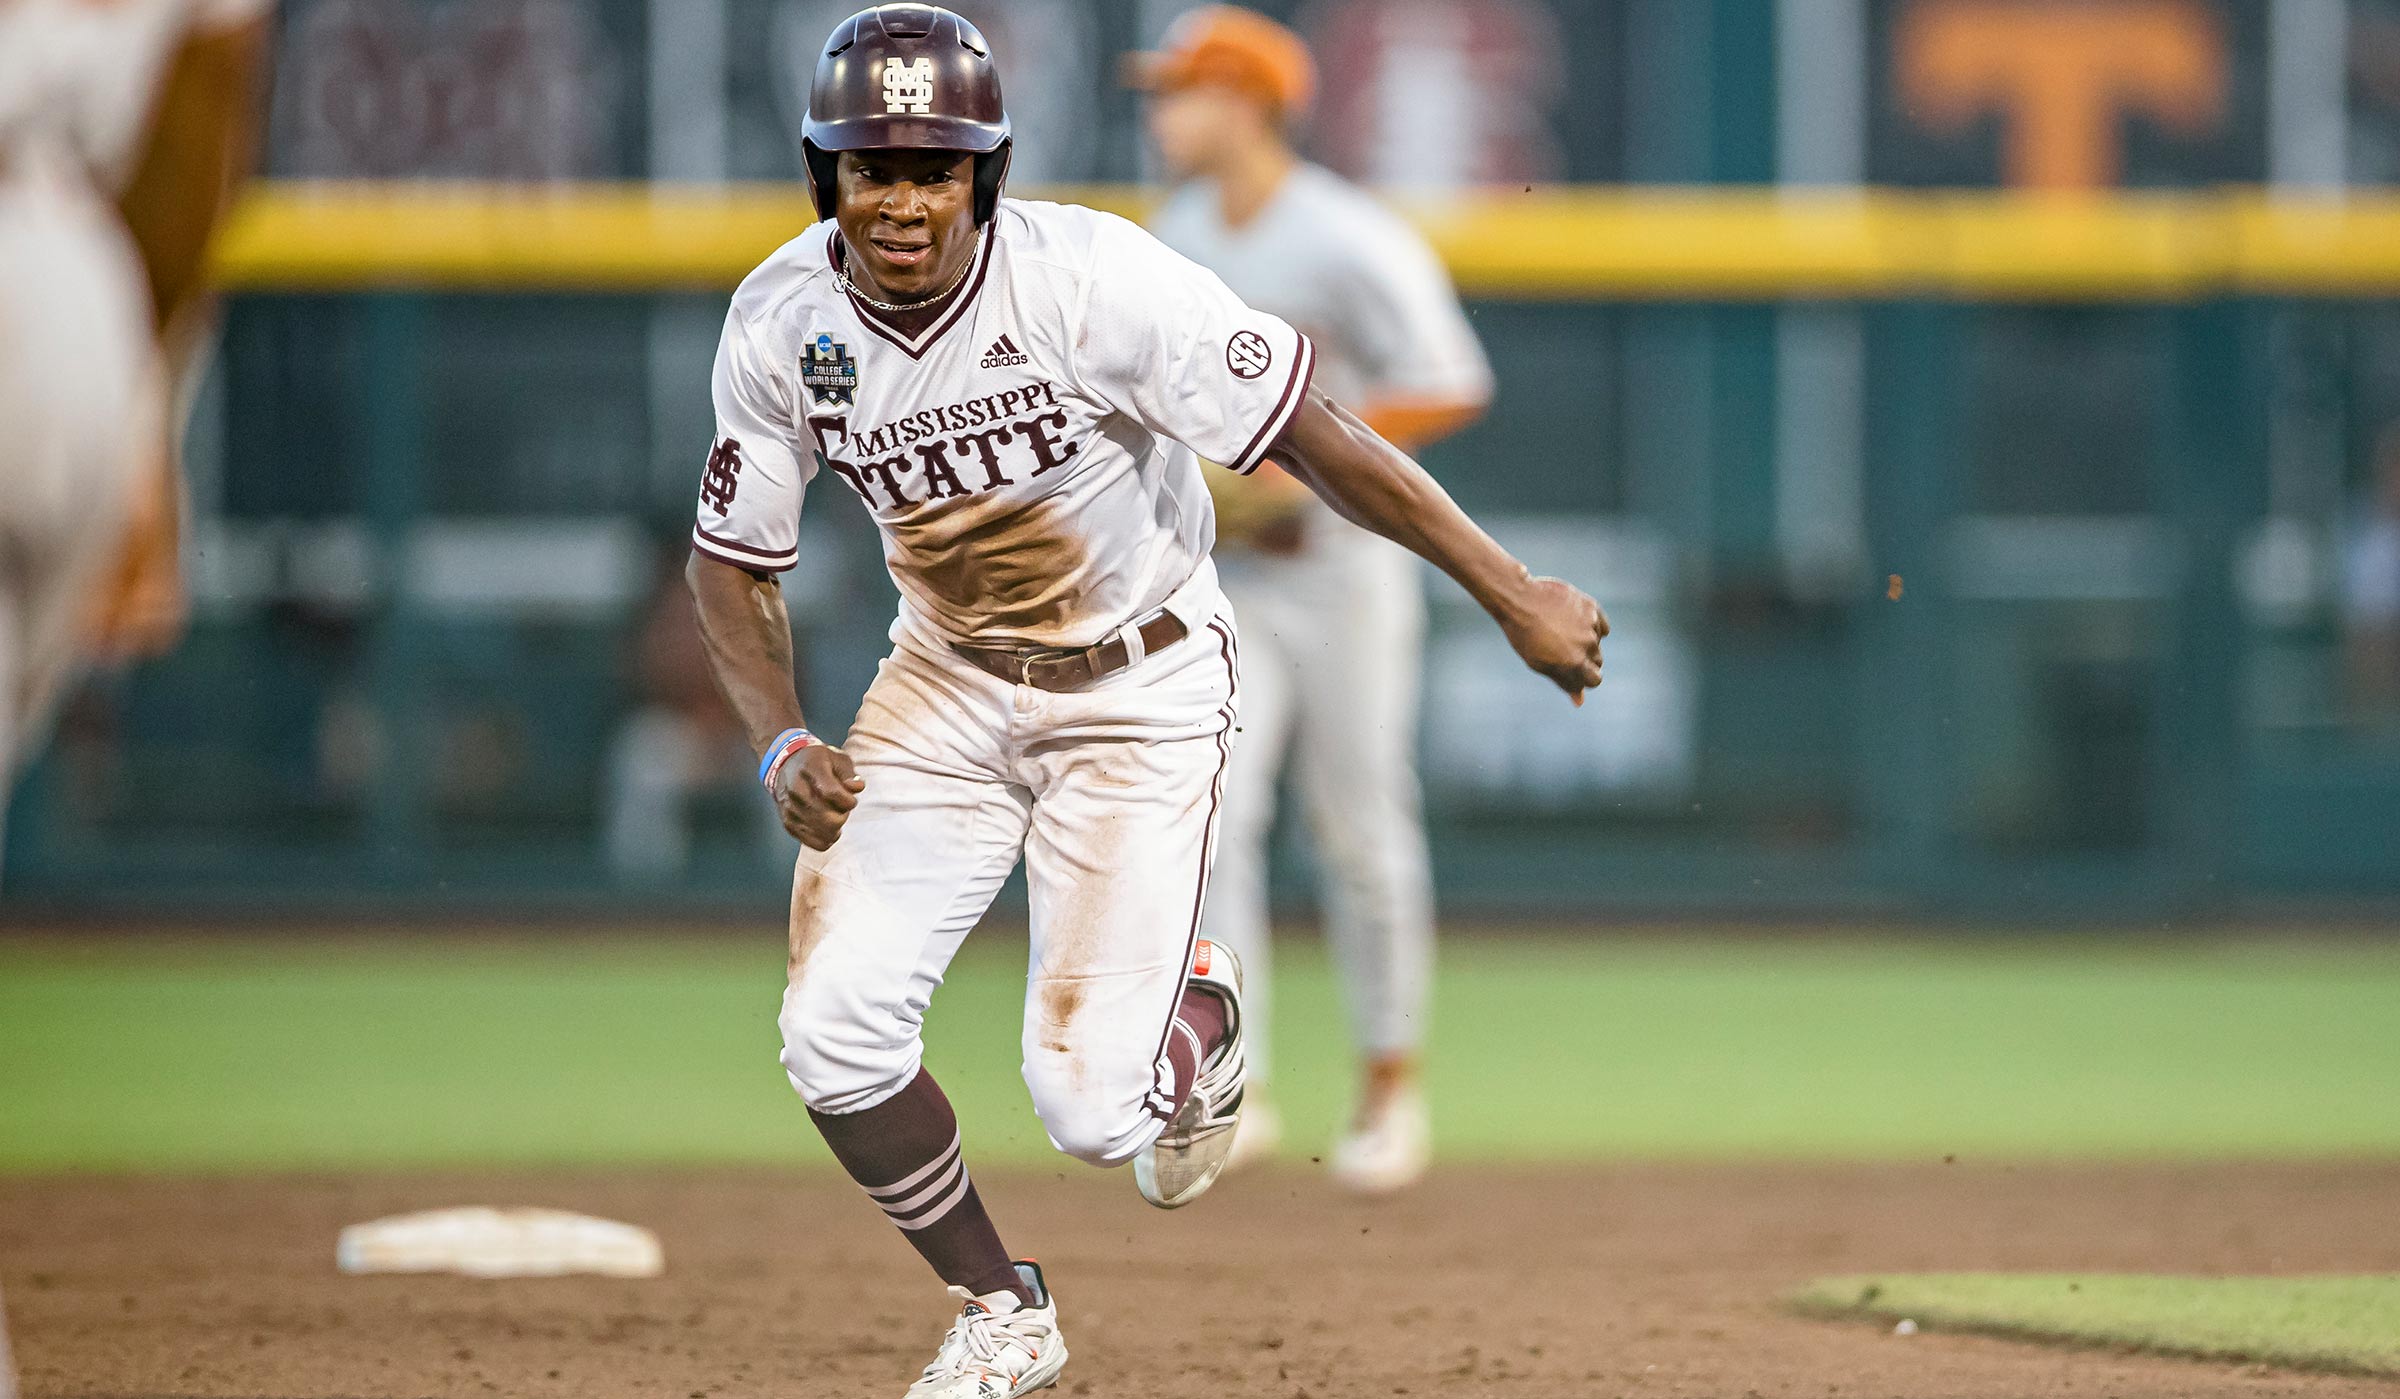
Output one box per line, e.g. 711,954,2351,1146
1896,0,2226,190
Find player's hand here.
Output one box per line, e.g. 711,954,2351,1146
774,744,866,850
1499,575,1610,705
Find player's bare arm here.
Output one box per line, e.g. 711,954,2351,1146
1223,397,1487,555
1267,388,1608,701
684,555,861,850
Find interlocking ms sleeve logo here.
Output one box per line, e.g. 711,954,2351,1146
800,332,859,406
701,438,743,512
1225,330,1273,380
883,56,935,114
980,334,1029,369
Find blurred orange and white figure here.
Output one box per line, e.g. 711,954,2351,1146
1,0,272,1348
0,0,272,888
1131,5,1494,1194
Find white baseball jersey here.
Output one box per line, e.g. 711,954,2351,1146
693,198,1317,650
1148,163,1489,445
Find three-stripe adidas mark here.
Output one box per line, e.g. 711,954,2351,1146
980,334,1030,369
862,1129,974,1232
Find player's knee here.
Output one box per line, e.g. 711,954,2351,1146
777,973,921,1115
1039,1101,1159,1168
1021,1059,1162,1168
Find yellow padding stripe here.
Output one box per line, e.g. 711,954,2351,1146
208,183,2400,300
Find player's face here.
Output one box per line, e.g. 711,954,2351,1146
1145,84,1264,181
835,149,979,302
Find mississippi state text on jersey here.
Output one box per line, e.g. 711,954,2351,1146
693,198,1316,650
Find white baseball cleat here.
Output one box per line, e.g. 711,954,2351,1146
1135,940,1246,1209
903,1261,1067,1399
1224,1094,1283,1172
1329,1083,1430,1195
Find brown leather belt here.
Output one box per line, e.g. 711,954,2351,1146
953,610,1189,692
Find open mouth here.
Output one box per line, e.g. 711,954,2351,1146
871,237,932,269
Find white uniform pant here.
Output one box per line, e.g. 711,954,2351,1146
778,591,1240,1169
1200,530,1434,1084
0,171,156,871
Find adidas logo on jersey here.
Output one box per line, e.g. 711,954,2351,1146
980,334,1030,369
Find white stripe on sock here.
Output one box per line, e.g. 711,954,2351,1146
891,1165,973,1232
877,1150,967,1220
863,1129,963,1200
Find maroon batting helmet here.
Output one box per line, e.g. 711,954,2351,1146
802,5,1013,224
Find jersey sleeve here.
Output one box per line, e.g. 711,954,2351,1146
1072,218,1316,475
692,310,814,573
1337,217,1494,408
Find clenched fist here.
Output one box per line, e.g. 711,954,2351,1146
774,743,867,850
1499,575,1610,704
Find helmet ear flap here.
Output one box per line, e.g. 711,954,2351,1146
973,139,1011,224
804,140,840,220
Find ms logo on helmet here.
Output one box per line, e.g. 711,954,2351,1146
883,57,934,113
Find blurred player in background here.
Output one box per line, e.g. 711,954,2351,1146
1131,5,1493,1193
0,0,270,1378
0,0,274,854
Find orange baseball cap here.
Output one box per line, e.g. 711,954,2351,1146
1123,6,1316,118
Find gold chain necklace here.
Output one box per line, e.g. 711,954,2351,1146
836,232,979,313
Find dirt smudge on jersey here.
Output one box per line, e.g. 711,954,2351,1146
888,492,1089,639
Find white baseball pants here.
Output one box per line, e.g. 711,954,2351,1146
778,579,1240,1169
1200,529,1434,1083
0,170,155,874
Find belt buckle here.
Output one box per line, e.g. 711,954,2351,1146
1006,637,1116,691
1016,646,1075,689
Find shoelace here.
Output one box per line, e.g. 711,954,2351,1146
1176,1037,1245,1137
923,1291,1047,1378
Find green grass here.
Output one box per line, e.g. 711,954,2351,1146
2,933,2399,1170
1790,1273,2400,1375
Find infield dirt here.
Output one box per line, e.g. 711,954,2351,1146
6,1163,2397,1399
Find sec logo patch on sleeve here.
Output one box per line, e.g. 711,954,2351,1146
1226,330,1273,380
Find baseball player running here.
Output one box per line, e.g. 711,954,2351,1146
687,7,1604,1395
1134,6,1493,1194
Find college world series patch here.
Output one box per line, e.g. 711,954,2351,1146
800,333,859,406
